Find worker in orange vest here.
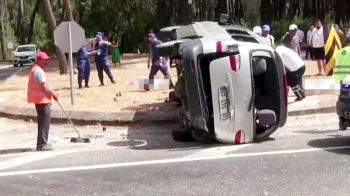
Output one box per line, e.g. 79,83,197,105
27,52,58,151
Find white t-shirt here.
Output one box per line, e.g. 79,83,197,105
311,27,325,48
261,35,274,45
275,46,304,72
33,68,47,83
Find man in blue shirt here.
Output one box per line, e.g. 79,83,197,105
77,39,95,88
94,32,115,86
145,34,174,91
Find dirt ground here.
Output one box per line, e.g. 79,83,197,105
0,56,178,112
0,57,329,112
304,60,332,78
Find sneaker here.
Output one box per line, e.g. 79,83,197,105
36,145,53,151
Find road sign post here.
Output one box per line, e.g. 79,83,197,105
54,21,85,105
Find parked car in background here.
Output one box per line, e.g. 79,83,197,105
12,44,40,67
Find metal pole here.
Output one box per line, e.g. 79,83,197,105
68,22,75,105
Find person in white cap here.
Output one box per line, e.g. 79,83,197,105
253,26,262,35
274,45,306,102
278,24,300,56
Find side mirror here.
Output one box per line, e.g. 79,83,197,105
256,109,276,126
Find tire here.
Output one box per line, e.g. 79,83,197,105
13,64,18,67
172,126,195,142
20,64,24,67
168,91,180,102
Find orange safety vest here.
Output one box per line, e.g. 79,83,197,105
27,64,51,104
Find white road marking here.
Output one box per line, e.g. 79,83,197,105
1,145,350,177
183,144,252,158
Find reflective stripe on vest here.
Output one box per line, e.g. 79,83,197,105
27,64,51,104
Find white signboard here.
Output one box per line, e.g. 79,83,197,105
54,21,85,53
7,41,13,49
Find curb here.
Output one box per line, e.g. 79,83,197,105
0,104,181,125
0,104,336,125
288,106,335,116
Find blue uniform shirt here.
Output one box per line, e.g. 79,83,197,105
77,47,88,62
150,40,167,65
94,41,109,64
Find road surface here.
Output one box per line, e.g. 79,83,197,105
0,113,349,196
0,63,28,82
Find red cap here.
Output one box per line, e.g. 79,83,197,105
37,52,51,60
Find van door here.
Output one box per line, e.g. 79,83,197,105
209,46,254,144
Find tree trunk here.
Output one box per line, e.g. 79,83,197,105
17,0,26,44
260,0,272,24
0,0,6,60
63,0,74,21
42,0,67,74
28,0,40,43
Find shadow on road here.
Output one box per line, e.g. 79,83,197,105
308,135,350,155
105,121,225,151
0,148,34,155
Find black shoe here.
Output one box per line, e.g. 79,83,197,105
36,145,53,151
85,84,90,88
99,83,104,87
295,96,306,102
111,79,116,84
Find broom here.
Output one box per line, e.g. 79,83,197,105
56,101,91,143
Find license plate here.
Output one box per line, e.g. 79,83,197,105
344,111,350,119
218,86,229,121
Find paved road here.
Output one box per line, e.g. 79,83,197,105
0,64,28,82
1,113,350,195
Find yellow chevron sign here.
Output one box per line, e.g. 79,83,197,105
324,24,342,75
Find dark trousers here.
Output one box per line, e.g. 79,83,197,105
287,65,306,98
305,46,313,60
35,103,51,147
77,60,90,85
96,63,113,83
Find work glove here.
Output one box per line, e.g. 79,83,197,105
53,93,58,101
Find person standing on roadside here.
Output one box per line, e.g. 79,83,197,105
332,37,350,83
305,24,314,60
94,32,115,86
146,29,155,69
27,52,58,151
262,25,275,45
311,19,326,76
144,34,174,91
278,24,301,56
76,39,95,89
275,45,306,102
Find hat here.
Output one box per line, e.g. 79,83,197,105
37,52,50,60
262,25,270,31
96,32,102,37
253,26,262,34
289,24,298,31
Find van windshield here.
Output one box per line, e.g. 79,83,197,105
17,46,35,52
